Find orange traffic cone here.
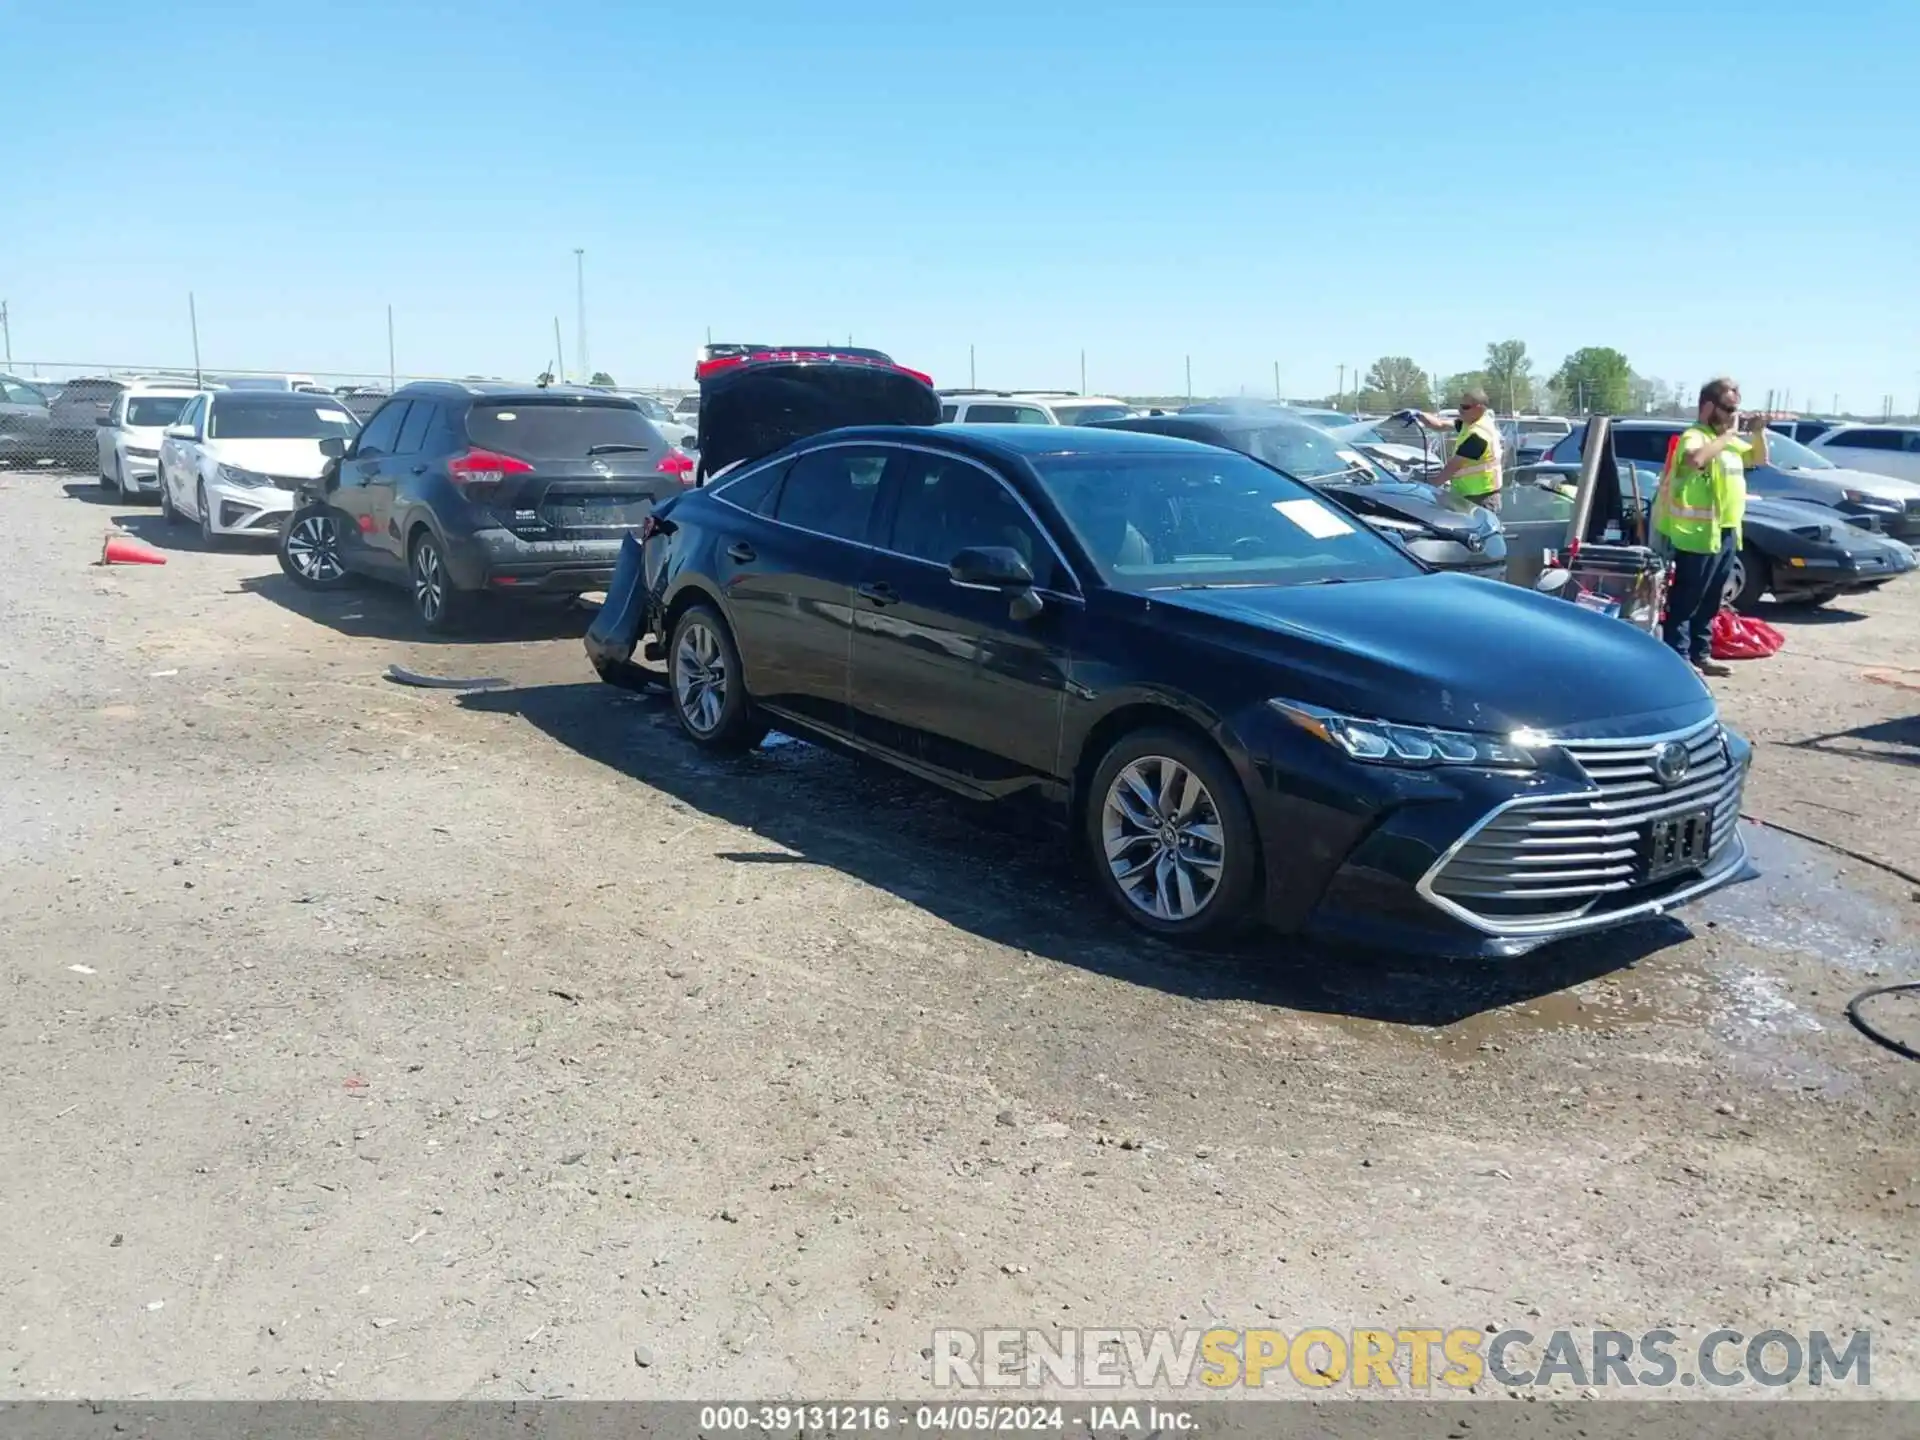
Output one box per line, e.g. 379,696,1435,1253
101,532,167,566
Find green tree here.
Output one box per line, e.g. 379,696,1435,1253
589,371,616,387
1550,347,1633,414
1441,370,1491,406
1359,356,1432,411
1483,340,1535,413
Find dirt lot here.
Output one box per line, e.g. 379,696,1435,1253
1,468,1916,1402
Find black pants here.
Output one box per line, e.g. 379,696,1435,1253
1663,529,1736,663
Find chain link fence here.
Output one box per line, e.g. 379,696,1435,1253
0,356,694,474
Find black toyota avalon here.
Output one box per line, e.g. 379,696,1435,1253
587,353,1754,958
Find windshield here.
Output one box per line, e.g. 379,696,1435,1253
1050,404,1134,426
1240,420,1377,483
125,395,191,428
1033,449,1418,590
210,398,358,440
1761,428,1834,470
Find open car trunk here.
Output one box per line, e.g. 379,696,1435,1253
694,356,940,481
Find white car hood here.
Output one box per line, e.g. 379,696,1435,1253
1807,464,1920,500
203,438,331,480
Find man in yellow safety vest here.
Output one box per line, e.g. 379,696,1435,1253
1654,376,1769,677
1403,387,1505,510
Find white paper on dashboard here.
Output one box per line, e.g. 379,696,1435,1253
1273,499,1356,539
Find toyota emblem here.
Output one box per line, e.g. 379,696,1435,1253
1652,740,1690,788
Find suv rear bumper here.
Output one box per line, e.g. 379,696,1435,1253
440,526,627,594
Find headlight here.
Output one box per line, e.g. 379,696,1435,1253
1841,489,1899,510
217,463,270,488
1269,699,1545,769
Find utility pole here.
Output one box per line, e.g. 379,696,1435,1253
1185,355,1192,404
1832,392,1839,415
554,317,567,384
573,249,588,382
1274,360,1281,402
188,292,202,387
386,305,396,390
0,300,10,367
1337,363,1345,407
969,345,976,388
1080,349,1086,395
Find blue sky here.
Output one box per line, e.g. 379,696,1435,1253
5,0,1917,409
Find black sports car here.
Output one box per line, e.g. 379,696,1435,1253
586,354,1754,959
1092,411,1507,578
1509,460,1918,607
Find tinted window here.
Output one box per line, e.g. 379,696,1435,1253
181,396,207,434
773,446,889,542
395,400,437,455
3,379,44,405
887,452,1056,589
354,401,410,456
1033,449,1419,590
1611,428,1674,464
1829,428,1900,451
715,461,784,514
939,405,958,423
1760,429,1833,469
209,397,358,441
1050,404,1134,426
59,380,122,404
1545,430,1584,464
466,400,658,460
963,404,1051,424
1242,421,1372,482
124,395,191,428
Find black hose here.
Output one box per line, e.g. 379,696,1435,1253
1847,982,1920,1062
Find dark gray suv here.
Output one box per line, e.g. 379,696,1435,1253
277,381,694,631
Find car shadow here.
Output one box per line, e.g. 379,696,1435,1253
61,479,124,505
457,680,1684,1027
1752,599,1870,625
237,571,597,645
102,509,269,555
1788,714,1920,771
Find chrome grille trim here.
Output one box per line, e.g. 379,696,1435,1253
1417,717,1751,937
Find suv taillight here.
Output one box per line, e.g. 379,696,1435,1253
657,449,695,485
446,448,533,500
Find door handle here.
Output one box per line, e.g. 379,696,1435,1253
726,541,756,563
857,581,899,607
410,463,427,474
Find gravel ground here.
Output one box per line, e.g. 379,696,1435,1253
1,467,1916,1402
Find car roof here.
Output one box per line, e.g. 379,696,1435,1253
822,422,1219,461
1825,422,1920,432
389,380,642,403
209,388,354,405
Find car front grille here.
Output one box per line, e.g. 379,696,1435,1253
1425,718,1744,930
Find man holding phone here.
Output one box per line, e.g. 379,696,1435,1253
1654,376,1769,676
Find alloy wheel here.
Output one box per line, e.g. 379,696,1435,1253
413,540,446,624
673,620,727,735
284,514,344,583
1100,755,1227,922
1724,554,1745,607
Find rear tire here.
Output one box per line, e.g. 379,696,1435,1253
197,481,220,549
667,603,766,753
409,529,468,633
1083,727,1261,943
1728,544,1768,611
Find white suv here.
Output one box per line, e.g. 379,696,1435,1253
938,390,1136,426
96,384,201,498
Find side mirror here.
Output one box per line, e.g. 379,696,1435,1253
163,425,194,441
949,545,1043,621
96,415,113,426
318,436,349,459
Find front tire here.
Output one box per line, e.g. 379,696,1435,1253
158,462,181,525
667,603,766,753
279,506,353,590
1728,545,1768,611
409,529,467,632
197,481,220,548
1084,727,1261,943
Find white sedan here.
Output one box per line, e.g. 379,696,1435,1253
158,390,359,544
96,385,199,499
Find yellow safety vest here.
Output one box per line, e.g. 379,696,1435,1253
1655,425,1748,554
1450,413,1503,498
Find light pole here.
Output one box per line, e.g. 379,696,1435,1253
573,249,588,382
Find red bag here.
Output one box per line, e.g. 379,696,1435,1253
1711,606,1785,660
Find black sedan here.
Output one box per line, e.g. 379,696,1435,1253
587,356,1755,958
1510,461,1918,607
1092,411,1507,579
